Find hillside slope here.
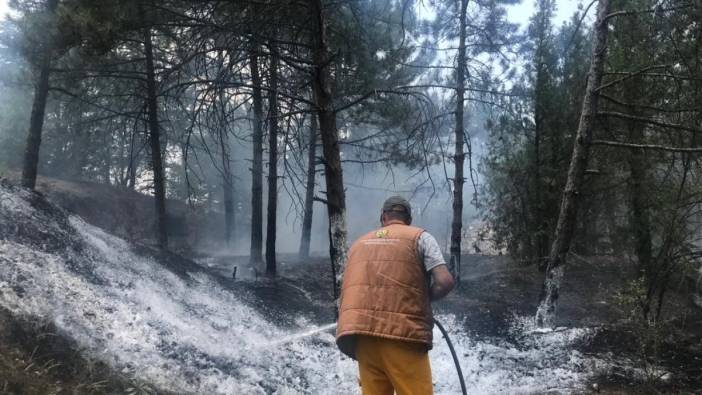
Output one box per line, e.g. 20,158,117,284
1,171,226,252
0,180,363,393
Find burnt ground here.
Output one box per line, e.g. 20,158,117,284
2,176,700,394
3,236,701,394
201,252,702,394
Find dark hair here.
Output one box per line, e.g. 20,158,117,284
383,205,411,224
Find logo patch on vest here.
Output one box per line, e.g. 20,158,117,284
375,229,389,238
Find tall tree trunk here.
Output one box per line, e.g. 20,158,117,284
310,0,348,301
299,109,318,259
450,0,468,284
220,104,235,246
265,41,279,276
223,173,235,243
127,116,143,190
249,45,264,264
533,27,547,268
527,10,548,270
628,152,652,277
534,101,547,266
128,151,138,189
535,0,611,327
21,0,59,190
117,124,128,185
625,112,652,304
103,128,113,184
71,103,88,180
144,26,168,249
214,50,235,245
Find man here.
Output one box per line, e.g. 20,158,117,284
336,196,455,395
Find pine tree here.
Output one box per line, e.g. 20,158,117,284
536,0,612,327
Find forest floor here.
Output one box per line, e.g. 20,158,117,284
201,252,702,394
2,175,701,394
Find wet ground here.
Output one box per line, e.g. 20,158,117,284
199,252,702,394
3,239,700,395
195,252,642,336
3,177,701,394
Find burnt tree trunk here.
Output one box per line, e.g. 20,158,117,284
127,116,145,191
21,0,59,190
249,45,264,264
144,26,168,249
265,41,279,276
213,49,235,245
127,145,138,190
219,93,235,246
310,0,348,301
533,24,548,268
117,123,128,185
299,109,318,259
450,0,468,285
535,0,611,327
103,129,113,184
71,103,88,180
626,117,652,297
223,170,235,244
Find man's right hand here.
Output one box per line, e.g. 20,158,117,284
429,264,455,301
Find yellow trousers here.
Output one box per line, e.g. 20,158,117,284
356,335,433,395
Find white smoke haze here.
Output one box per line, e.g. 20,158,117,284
265,106,492,257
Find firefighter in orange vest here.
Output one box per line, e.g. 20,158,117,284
336,196,456,395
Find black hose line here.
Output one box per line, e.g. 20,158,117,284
434,318,467,395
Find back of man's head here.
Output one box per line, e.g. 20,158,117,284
381,196,412,225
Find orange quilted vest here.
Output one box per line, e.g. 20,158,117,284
336,223,433,359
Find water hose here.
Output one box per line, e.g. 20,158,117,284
434,318,467,395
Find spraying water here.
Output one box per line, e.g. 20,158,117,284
260,323,338,348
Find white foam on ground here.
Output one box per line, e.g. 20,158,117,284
0,186,606,394
431,315,600,394
0,212,358,393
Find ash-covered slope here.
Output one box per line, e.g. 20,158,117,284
0,180,605,394
0,181,358,393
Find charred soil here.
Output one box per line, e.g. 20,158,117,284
2,177,701,394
